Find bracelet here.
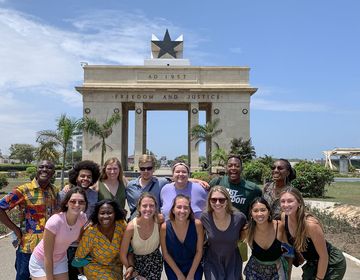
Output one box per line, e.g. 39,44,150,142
315,276,324,280
127,265,134,270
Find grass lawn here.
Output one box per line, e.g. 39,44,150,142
314,181,360,206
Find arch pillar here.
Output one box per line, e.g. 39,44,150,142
188,103,199,172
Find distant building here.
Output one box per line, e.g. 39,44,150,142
69,131,83,152
0,154,20,164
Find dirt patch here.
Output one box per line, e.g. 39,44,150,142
329,204,360,228
322,204,360,259
326,233,360,260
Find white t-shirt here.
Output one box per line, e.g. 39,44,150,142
32,212,87,264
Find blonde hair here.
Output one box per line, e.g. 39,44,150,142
280,187,323,252
101,157,124,182
206,186,236,214
138,154,156,167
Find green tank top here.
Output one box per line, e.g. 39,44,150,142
98,181,126,209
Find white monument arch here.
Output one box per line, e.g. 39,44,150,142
76,30,258,171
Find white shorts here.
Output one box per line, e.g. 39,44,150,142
29,253,68,277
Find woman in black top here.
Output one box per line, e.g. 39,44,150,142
280,187,346,280
245,197,288,279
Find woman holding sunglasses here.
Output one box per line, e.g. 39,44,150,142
263,159,296,220
200,186,247,280
29,187,88,280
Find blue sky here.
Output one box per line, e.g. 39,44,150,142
0,0,359,160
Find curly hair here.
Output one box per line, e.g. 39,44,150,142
89,199,126,225
227,154,243,168
68,160,100,187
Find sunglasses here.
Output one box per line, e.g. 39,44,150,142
139,166,153,171
69,199,86,206
271,165,285,171
210,197,227,204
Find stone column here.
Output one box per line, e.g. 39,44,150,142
134,103,144,171
188,103,199,172
339,155,349,174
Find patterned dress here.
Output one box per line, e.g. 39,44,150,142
75,220,127,280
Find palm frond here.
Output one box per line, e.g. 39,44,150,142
89,142,102,152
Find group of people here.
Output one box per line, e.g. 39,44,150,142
0,155,347,280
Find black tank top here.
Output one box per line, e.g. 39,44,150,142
252,221,283,262
284,215,329,261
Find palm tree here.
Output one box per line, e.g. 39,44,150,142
36,140,60,163
37,114,80,188
80,113,121,166
212,147,228,167
229,137,256,163
190,118,222,171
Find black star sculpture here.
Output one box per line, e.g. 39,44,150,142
152,29,182,58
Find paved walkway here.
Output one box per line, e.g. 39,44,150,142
1,234,359,279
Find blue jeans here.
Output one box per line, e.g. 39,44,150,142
15,248,31,280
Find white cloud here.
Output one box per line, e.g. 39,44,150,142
0,7,206,154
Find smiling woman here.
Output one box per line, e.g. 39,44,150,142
74,199,127,280
160,162,208,220
120,193,163,280
160,194,204,280
28,187,88,280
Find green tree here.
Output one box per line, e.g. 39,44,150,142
36,140,60,163
80,113,121,166
37,114,81,188
71,150,82,164
258,154,275,169
242,160,272,184
212,147,227,167
190,118,222,172
229,137,256,163
292,161,334,197
9,144,36,164
174,154,189,165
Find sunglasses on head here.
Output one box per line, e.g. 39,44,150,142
139,166,153,171
210,197,227,204
69,199,86,205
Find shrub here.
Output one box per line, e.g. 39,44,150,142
0,164,34,172
292,161,334,197
0,173,8,190
26,166,37,180
191,171,212,183
242,160,271,184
